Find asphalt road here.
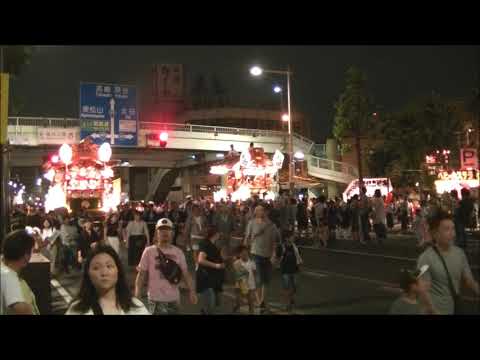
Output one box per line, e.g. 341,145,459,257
50,232,480,315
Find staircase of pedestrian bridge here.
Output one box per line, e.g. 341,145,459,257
7,116,358,185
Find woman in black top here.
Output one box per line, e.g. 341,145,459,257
77,220,100,265
104,213,121,254
196,226,225,315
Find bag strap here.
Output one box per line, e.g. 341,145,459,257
432,246,458,300
91,301,104,315
156,247,166,265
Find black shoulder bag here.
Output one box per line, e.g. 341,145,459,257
432,246,461,314
156,247,183,285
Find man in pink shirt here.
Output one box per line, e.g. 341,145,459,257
135,218,197,315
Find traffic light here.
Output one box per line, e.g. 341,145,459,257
159,132,168,148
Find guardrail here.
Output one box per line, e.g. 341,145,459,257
8,116,80,127
8,117,316,152
309,155,358,177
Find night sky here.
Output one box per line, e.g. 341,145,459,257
11,45,480,143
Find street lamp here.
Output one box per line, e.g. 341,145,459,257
250,65,294,194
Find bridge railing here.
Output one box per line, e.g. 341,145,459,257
7,116,315,153
8,116,80,127
308,155,358,178
139,121,288,138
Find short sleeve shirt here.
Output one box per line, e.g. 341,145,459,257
417,245,473,315
138,245,188,303
1,262,39,315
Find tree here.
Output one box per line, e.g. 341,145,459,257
333,66,373,190
1,46,34,76
368,94,463,188
1,46,35,115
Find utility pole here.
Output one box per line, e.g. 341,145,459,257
355,118,364,196
1,45,10,244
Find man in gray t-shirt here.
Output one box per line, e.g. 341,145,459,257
417,245,473,314
244,205,280,313
416,210,479,315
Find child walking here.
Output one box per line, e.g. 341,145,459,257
276,230,303,313
232,245,256,314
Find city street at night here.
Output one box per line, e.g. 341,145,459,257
2,45,480,316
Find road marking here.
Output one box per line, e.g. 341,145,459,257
299,246,480,269
302,271,328,278
302,267,398,288
300,246,417,262
51,279,73,305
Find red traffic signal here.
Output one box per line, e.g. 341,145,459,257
159,132,168,148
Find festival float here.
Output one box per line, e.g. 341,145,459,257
42,137,120,214
342,177,394,202
210,147,285,202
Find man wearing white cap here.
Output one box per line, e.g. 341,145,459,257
135,218,197,315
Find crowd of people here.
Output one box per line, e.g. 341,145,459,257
2,186,479,315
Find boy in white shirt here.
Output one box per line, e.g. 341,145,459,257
232,245,256,314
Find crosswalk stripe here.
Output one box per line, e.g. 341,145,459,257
51,279,73,305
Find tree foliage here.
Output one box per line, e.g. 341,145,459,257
2,46,34,76
2,46,35,116
368,94,464,187
333,66,372,143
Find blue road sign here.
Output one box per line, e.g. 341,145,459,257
79,82,138,146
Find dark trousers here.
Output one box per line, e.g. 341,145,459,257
401,214,408,231
360,214,371,242
455,222,467,249
62,245,77,272
128,235,147,266
374,223,387,243
386,213,394,229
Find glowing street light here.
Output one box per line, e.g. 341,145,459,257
249,64,294,193
273,85,282,93
294,151,305,160
250,66,263,76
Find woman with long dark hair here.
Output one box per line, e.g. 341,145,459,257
66,245,149,315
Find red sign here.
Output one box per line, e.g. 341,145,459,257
461,148,478,169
